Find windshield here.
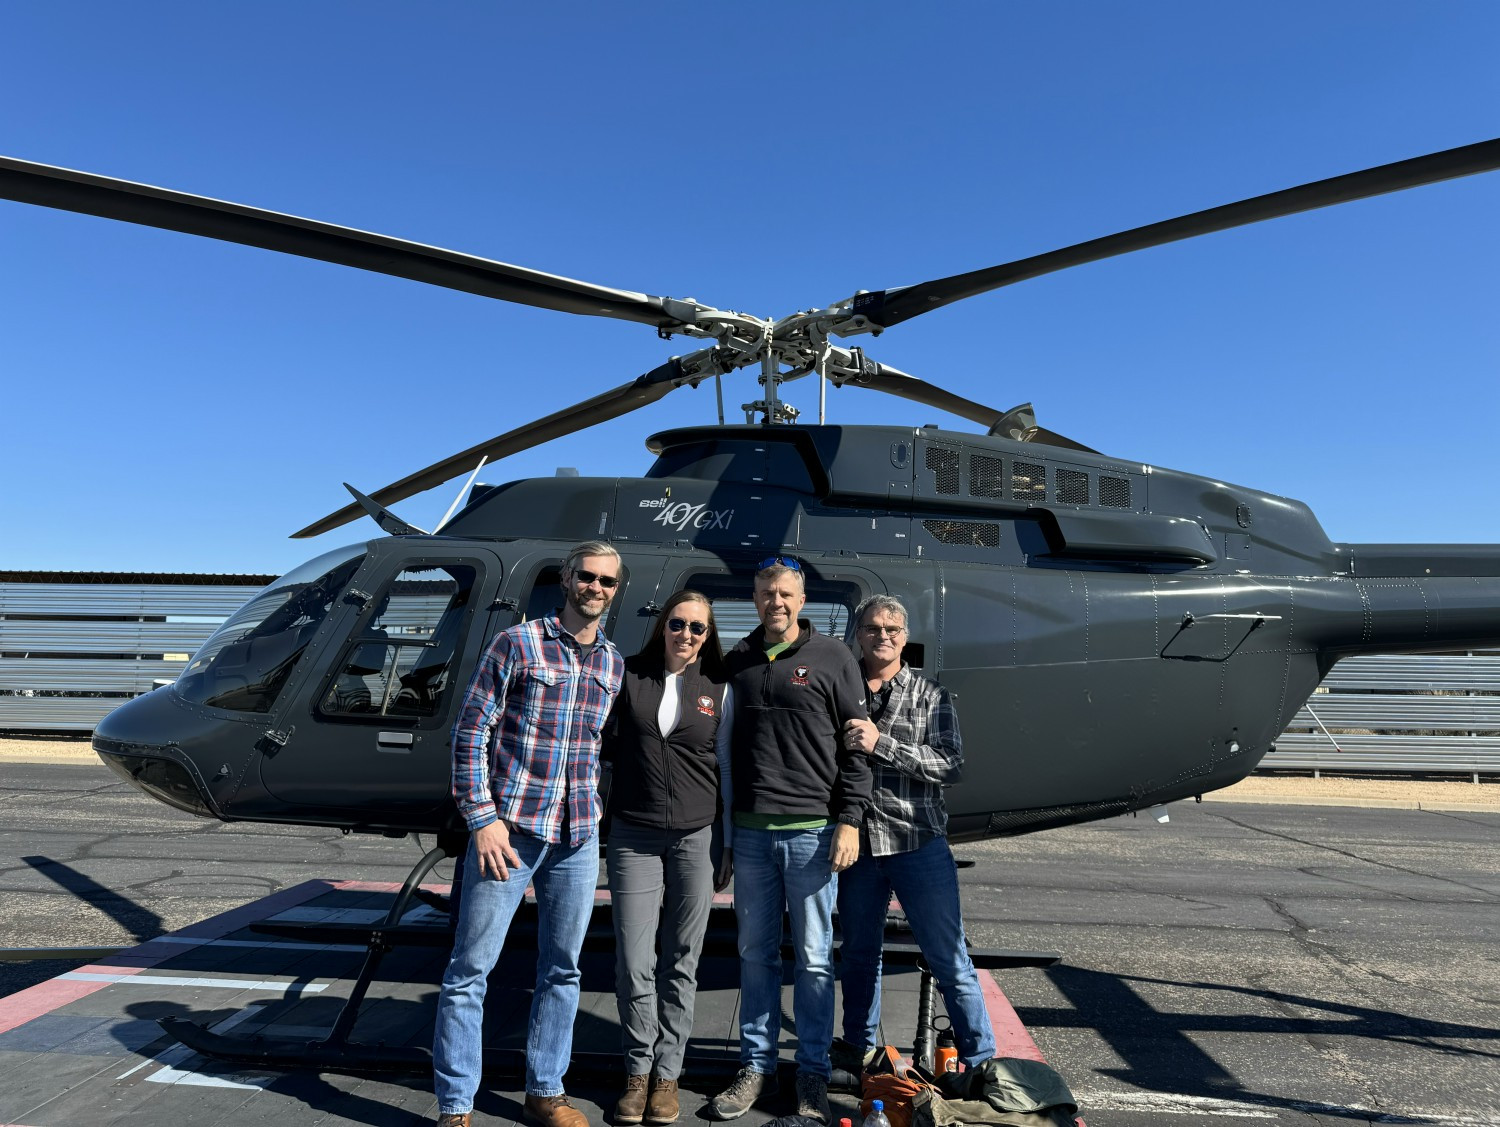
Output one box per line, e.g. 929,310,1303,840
174,545,367,713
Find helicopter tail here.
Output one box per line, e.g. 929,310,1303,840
1322,543,1500,656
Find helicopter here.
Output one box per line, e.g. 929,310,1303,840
3,139,1499,846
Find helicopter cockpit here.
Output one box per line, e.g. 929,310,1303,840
174,545,365,714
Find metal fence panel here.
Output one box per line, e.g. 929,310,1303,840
0,583,261,617
0,658,186,693
0,695,128,731
0,620,221,654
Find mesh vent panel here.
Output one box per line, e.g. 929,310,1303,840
922,519,1000,547
1099,476,1131,507
1011,461,1046,501
970,454,1004,498
1056,468,1089,505
925,446,961,495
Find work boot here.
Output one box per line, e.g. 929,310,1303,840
794,1072,831,1125
707,1066,777,1120
644,1076,680,1124
615,1074,649,1124
829,1038,877,1091
436,1114,471,1127
524,1093,589,1127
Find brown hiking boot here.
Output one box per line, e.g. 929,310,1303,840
436,1114,471,1127
525,1093,589,1127
645,1076,680,1124
615,1074,650,1124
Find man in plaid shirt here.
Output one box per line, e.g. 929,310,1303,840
833,594,996,1076
434,542,626,1127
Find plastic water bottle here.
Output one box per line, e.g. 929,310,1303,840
865,1099,891,1127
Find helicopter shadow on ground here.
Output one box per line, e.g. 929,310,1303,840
21,854,165,943
109,947,691,1126
1024,964,1500,1122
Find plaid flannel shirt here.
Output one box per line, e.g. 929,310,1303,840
862,662,963,857
451,613,624,846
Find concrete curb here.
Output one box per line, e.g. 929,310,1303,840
1200,792,1498,813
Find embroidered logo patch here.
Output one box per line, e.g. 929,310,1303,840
696,694,716,716
790,664,810,687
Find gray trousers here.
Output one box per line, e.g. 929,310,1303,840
605,820,714,1079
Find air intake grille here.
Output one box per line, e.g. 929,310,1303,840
1011,461,1046,501
922,519,999,547
925,446,960,495
1056,468,1089,505
1100,476,1131,507
970,454,1004,498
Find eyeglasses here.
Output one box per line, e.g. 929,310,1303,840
858,625,906,637
666,617,708,637
572,568,619,590
756,556,802,572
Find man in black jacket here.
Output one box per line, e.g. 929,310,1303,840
707,559,872,1125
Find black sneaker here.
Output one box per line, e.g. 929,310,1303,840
794,1072,830,1124
707,1067,777,1121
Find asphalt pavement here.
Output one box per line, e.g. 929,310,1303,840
1,759,1496,1125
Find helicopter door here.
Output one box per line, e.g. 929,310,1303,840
258,547,500,819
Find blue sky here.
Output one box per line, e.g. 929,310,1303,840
2,2,1497,576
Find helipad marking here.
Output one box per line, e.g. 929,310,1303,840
59,971,327,993
132,1001,275,1090
1076,1090,1500,1124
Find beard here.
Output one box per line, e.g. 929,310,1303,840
566,583,608,622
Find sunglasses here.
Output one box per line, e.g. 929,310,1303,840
666,617,709,637
756,556,802,571
572,568,619,590
859,625,906,638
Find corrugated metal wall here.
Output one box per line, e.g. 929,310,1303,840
0,579,263,731
2,578,1497,777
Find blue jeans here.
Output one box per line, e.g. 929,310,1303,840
837,837,996,1069
733,824,838,1078
433,829,599,1113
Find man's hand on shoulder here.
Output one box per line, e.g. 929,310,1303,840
830,823,859,872
473,820,522,881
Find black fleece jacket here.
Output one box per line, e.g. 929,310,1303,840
724,619,872,826
603,654,728,831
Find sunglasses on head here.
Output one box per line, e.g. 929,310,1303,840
572,568,619,589
756,556,802,571
666,617,708,637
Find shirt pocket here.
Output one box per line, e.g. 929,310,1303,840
884,705,921,746
521,666,564,724
582,672,614,737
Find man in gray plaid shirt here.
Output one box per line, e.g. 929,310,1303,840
833,594,996,1074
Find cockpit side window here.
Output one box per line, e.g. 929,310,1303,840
319,564,479,720
174,545,366,713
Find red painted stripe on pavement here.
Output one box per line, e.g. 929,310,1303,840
0,964,143,1036
977,970,1045,1063
0,881,335,1033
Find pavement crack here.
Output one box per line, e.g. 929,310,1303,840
1209,810,1499,900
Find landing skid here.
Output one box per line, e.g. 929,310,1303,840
158,844,1060,1078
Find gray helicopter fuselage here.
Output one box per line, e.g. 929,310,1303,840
94,423,1500,839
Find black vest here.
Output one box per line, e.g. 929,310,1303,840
603,654,728,831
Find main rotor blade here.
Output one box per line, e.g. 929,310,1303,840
0,156,696,327
836,364,1099,454
855,137,1500,329
292,359,688,539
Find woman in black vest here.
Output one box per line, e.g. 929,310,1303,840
604,590,733,1125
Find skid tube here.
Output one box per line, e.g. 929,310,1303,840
160,843,1059,1078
